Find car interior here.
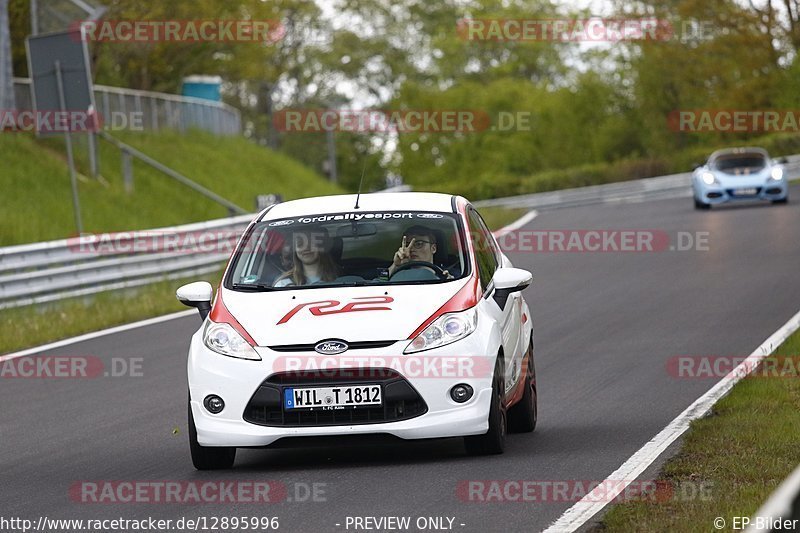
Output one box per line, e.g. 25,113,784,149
231,217,468,288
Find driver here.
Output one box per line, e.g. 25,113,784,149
389,225,451,278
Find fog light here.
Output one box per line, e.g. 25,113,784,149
450,384,474,403
204,395,225,414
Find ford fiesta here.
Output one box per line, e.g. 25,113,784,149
176,192,536,469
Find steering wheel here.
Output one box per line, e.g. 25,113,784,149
389,261,448,280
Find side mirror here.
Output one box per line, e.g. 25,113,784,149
778,157,788,164
176,281,213,320
492,267,532,309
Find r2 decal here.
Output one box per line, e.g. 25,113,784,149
277,296,394,325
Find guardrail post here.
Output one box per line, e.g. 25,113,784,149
150,97,158,131
166,100,174,130
121,148,133,193
102,90,110,123
88,131,98,178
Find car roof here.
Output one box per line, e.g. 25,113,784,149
260,192,458,220
709,147,770,162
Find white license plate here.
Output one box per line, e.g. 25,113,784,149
734,188,758,196
284,385,382,410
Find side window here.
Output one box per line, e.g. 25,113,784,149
467,208,498,292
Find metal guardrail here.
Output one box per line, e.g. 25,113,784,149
0,214,254,309
745,465,800,532
13,78,241,136
473,155,800,210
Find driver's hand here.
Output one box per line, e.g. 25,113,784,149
389,236,415,276
392,236,415,267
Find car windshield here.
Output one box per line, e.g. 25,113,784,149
712,154,767,174
226,211,469,290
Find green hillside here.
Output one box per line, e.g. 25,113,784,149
0,130,342,246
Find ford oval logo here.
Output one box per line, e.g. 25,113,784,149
314,340,349,354
269,219,295,227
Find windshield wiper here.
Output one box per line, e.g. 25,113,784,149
231,283,274,291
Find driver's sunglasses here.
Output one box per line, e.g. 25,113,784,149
408,239,433,249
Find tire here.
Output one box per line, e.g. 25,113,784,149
464,356,506,455
188,402,236,470
694,198,710,210
507,340,537,433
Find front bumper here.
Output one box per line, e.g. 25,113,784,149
187,328,497,447
694,180,788,204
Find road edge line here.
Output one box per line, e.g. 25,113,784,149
493,209,539,237
542,307,800,533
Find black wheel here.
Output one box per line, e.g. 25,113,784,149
464,356,506,455
188,403,236,470
694,198,710,210
772,197,789,204
508,340,537,433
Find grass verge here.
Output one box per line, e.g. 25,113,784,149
478,207,529,231
597,328,800,532
0,271,222,355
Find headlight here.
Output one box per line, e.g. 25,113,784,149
405,307,478,353
203,321,261,360
701,171,718,185
770,167,784,181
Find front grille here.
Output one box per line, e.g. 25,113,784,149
726,187,762,197
268,340,397,352
243,369,428,427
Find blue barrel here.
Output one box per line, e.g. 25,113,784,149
181,75,222,101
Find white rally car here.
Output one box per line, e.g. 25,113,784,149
176,192,535,469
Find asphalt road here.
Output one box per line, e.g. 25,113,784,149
2,186,799,533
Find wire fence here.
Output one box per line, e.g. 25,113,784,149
13,78,242,136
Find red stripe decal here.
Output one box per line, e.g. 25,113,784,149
209,290,258,346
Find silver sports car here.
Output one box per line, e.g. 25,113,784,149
692,147,789,209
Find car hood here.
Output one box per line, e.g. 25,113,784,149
711,167,771,186
219,280,470,346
